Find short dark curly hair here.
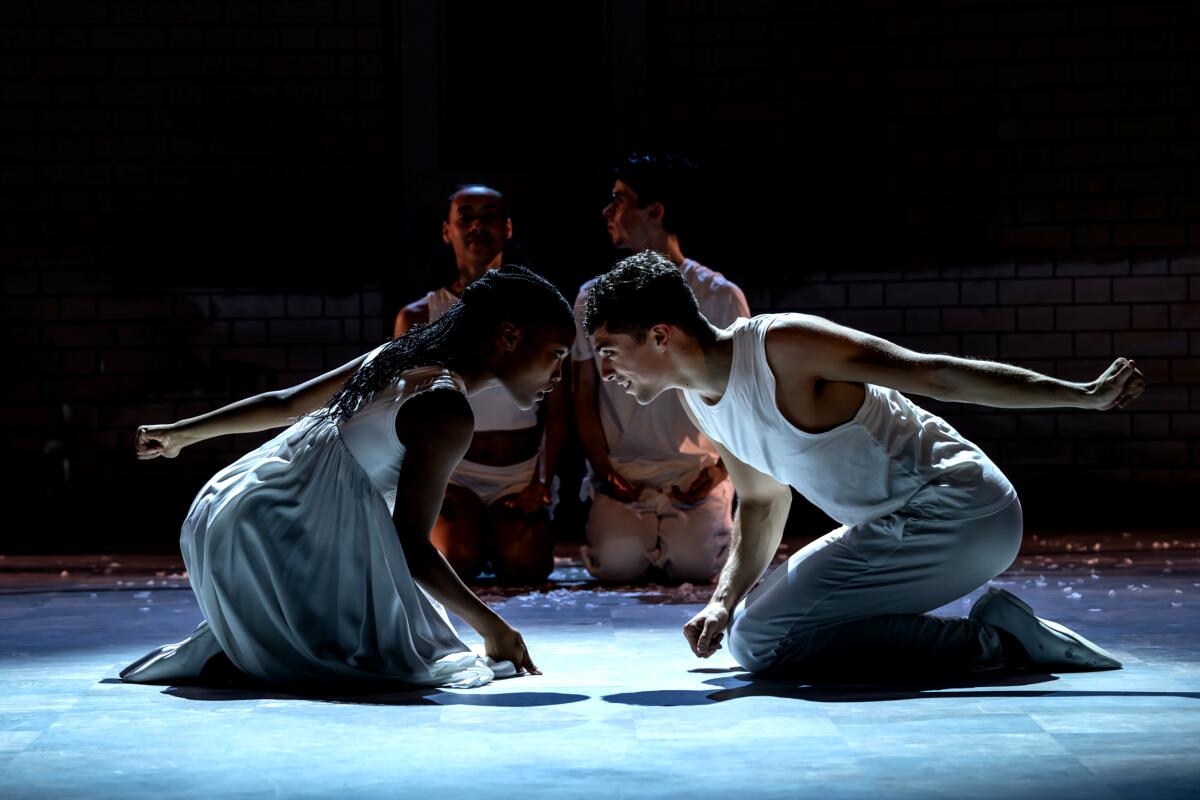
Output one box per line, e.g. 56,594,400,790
583,250,711,343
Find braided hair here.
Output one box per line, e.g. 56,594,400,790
321,265,573,422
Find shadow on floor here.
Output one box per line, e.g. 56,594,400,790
604,671,1200,706
99,677,589,707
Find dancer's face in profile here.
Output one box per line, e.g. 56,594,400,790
601,180,659,251
591,324,672,405
492,324,574,410
444,188,512,269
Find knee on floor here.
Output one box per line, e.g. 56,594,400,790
582,534,649,582
490,513,554,585
492,545,553,584
727,616,789,675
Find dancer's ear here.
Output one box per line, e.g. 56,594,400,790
649,323,671,351
496,321,521,353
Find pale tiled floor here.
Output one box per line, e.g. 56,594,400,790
1,537,1197,799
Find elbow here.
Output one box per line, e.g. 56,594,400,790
272,391,305,423
739,488,791,517
921,356,959,400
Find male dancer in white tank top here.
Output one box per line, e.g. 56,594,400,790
573,154,749,583
394,185,568,584
582,251,1146,677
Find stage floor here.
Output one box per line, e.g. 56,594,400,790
1,534,1197,799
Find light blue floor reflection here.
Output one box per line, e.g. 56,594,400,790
1,550,1197,799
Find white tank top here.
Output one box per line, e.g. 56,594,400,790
337,346,467,512
681,314,1016,526
425,287,538,432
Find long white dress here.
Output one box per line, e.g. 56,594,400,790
121,355,504,689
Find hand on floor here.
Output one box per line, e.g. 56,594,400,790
484,623,541,675
684,603,729,658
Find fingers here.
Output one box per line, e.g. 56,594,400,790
1105,360,1146,410
1115,377,1147,409
683,620,702,656
134,429,163,459
1113,358,1136,383
517,639,540,675
700,631,725,658
696,617,717,656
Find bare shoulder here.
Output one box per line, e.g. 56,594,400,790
763,313,843,349
394,388,474,455
762,313,859,377
394,297,431,336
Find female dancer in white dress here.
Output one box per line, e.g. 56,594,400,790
122,266,575,689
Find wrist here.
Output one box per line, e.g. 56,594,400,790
708,591,735,614
1076,380,1101,409
170,423,199,448
477,611,510,638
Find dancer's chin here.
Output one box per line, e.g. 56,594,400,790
630,386,662,406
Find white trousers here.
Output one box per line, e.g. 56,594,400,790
729,495,1023,675
581,478,734,582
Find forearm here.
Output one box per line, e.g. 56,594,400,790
929,355,1094,409
403,536,503,634
538,383,569,482
572,366,615,476
168,391,300,447
708,495,791,614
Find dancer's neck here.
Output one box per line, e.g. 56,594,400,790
675,323,734,403
449,256,502,294
637,232,685,267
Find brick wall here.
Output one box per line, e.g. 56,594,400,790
751,256,1198,522
646,1,1198,265
640,0,1199,525
1,0,395,549
2,1,1198,550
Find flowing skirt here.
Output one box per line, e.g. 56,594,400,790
122,417,498,689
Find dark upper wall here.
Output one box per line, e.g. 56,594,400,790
0,0,1197,550
632,0,1199,522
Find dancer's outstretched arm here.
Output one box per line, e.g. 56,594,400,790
134,352,369,459
681,415,791,659
767,315,1146,410
393,390,540,674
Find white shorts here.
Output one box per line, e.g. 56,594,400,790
449,453,558,512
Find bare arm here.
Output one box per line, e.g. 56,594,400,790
506,361,573,512
538,358,570,486
135,352,369,459
572,357,641,500
393,390,538,672
572,357,615,477
777,315,1146,410
705,438,792,614
393,298,430,338
680,403,791,659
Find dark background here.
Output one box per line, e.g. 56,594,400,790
2,0,1197,552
